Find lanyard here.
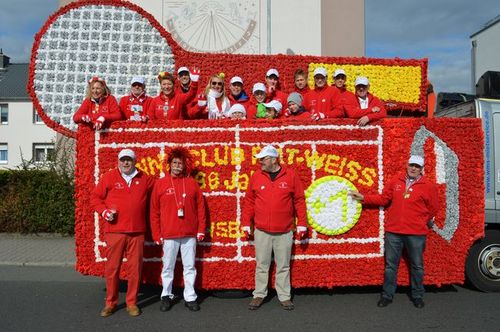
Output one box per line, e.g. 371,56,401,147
170,175,186,209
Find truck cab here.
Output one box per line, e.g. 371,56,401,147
436,97,500,291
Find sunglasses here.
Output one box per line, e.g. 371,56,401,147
211,81,223,86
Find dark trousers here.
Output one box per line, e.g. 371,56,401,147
382,232,426,300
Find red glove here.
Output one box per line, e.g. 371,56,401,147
190,68,200,82
102,209,116,222
311,112,325,121
93,116,105,130
154,238,163,246
241,226,252,241
197,233,205,242
81,114,91,123
295,226,308,239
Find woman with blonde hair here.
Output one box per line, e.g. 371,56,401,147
195,73,230,119
73,76,122,130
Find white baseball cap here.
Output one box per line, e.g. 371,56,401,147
408,155,424,167
355,76,370,86
313,67,328,77
130,76,145,85
266,68,279,78
334,69,346,78
118,149,136,160
177,66,189,74
254,145,279,159
252,82,266,94
263,100,283,113
227,103,246,117
230,76,243,85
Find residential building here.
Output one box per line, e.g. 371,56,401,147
0,51,57,169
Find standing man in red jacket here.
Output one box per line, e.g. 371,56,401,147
91,149,155,317
349,155,439,309
150,147,206,312
242,145,308,311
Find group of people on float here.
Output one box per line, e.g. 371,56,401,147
72,66,387,128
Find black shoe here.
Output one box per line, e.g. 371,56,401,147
377,297,392,307
160,296,172,312
412,298,425,309
185,301,200,311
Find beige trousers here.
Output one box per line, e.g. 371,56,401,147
253,228,293,301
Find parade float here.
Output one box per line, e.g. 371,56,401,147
28,0,484,289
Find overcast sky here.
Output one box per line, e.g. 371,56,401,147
1,0,499,94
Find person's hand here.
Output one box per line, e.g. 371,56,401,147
241,226,251,241
102,209,116,222
197,233,205,242
190,68,200,82
371,106,380,113
357,115,369,126
93,116,105,130
283,108,292,117
140,115,148,123
154,238,163,246
198,100,207,107
296,226,308,239
81,115,91,123
311,112,325,121
348,190,364,201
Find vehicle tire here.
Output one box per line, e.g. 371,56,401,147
465,230,500,292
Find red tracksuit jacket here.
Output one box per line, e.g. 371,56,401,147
363,172,439,235
303,86,344,118
119,92,152,120
242,166,308,233
343,92,387,122
73,95,122,124
146,82,198,120
149,174,206,241
91,169,155,233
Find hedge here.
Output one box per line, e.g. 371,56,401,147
0,169,74,234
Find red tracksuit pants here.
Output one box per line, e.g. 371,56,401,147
104,233,144,306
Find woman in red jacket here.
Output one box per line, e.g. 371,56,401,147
73,77,122,130
147,70,199,120
119,76,151,122
194,73,231,119
150,147,206,312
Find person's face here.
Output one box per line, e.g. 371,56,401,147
259,156,277,172
254,91,266,103
178,71,191,86
170,157,184,177
407,163,423,179
355,84,369,99
334,75,346,88
210,77,224,93
288,102,299,113
230,82,243,96
160,79,174,96
314,74,326,88
266,75,278,88
131,83,145,97
91,81,105,99
265,107,278,119
230,111,245,120
295,75,307,89
118,157,135,175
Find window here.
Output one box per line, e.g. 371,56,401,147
33,143,55,163
0,144,7,163
33,108,44,124
0,104,8,124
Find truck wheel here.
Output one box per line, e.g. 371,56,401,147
465,230,500,292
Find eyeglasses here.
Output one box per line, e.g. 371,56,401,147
211,81,223,86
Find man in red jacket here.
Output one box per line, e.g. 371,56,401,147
91,149,155,317
150,147,206,312
242,145,308,311
343,76,387,126
349,155,439,309
303,67,343,120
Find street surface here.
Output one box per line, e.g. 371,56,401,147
0,266,497,331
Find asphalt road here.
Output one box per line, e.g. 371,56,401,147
0,266,497,332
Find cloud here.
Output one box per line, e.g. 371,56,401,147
0,0,58,62
366,0,500,94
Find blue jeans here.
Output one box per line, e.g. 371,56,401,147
382,232,426,300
